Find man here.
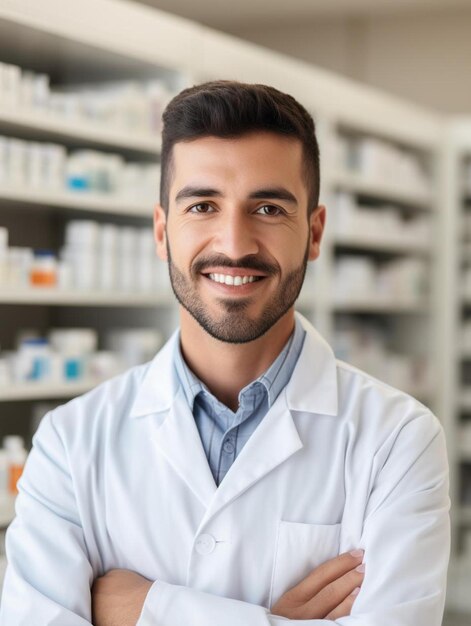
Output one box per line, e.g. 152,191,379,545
0,81,449,625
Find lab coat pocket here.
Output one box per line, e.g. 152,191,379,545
269,520,342,609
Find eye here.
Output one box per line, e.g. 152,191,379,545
256,205,284,216
188,202,215,214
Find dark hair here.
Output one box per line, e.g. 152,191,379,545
159,80,320,214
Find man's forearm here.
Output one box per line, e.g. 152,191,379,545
92,570,153,626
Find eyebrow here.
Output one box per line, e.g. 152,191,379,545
174,185,298,205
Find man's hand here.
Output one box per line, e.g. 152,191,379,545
271,550,365,620
92,569,153,626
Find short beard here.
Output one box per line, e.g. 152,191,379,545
166,238,310,344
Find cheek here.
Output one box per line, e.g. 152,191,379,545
166,227,210,271
265,225,307,257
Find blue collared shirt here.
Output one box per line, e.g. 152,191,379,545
174,318,306,485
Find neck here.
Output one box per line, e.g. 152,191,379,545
179,309,296,411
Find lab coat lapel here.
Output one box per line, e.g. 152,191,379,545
130,330,217,508
200,313,339,523
152,388,217,509
130,313,338,522
201,390,303,523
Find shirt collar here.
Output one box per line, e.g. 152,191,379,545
174,317,306,412
129,312,338,418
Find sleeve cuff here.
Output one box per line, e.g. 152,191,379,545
136,579,272,626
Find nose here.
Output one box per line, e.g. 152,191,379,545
212,210,259,260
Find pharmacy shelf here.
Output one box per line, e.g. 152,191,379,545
332,298,428,313
445,121,471,581
0,185,153,218
0,0,454,605
327,169,433,210
0,288,174,307
0,107,161,156
0,380,100,402
333,233,430,255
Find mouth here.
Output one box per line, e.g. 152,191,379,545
199,269,269,295
205,273,265,286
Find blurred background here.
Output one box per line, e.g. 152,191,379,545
0,0,469,623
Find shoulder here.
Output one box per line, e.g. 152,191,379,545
336,357,430,411
334,358,443,459
44,361,152,447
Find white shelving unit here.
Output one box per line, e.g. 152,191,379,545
325,129,438,408
0,0,191,534
0,185,153,217
325,168,434,209
444,118,471,516
332,233,430,255
440,119,471,615
0,0,442,402
0,107,162,155
0,380,98,402
0,0,454,591
331,298,429,313
0,287,174,307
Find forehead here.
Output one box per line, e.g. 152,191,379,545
170,133,305,187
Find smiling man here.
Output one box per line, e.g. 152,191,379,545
0,81,449,626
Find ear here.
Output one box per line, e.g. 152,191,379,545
153,203,168,261
308,204,326,261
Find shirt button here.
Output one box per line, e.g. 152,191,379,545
195,534,216,555
223,439,235,453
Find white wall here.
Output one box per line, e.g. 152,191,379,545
229,8,471,113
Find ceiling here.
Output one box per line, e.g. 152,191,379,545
132,0,471,29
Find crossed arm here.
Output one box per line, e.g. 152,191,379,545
0,410,450,625
91,550,366,625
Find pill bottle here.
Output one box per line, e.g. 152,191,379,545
43,143,66,191
32,74,50,111
20,71,34,110
105,329,162,368
66,153,89,191
26,142,43,188
117,226,138,292
57,258,72,289
15,337,52,382
8,247,33,287
1,64,21,110
49,328,97,381
30,250,57,286
3,436,27,495
8,138,27,186
89,351,121,381
65,219,99,249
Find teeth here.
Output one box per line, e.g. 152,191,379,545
208,273,260,286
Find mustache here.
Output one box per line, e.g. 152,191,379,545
193,254,279,276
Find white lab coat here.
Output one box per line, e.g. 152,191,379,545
0,313,450,626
